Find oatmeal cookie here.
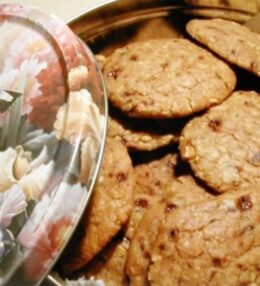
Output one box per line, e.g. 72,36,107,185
62,138,134,273
180,90,260,193
125,153,177,240
82,154,177,285
108,115,182,151
149,185,260,286
126,175,212,286
187,18,260,77
131,18,183,42
104,39,236,118
84,237,129,286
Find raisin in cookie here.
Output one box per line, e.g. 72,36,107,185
149,185,260,286
83,154,177,285
125,153,177,240
180,90,260,193
61,138,134,273
126,175,212,286
104,39,236,118
187,18,260,77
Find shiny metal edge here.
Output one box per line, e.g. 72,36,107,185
67,0,181,25
67,0,252,41
44,275,63,286
43,60,109,286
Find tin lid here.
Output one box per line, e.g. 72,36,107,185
0,4,107,286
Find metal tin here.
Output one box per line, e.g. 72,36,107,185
68,0,253,42
0,1,252,285
46,1,253,285
39,1,252,285
0,4,107,286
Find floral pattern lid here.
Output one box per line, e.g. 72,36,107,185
0,4,107,286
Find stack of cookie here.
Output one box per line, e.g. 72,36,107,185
58,17,260,286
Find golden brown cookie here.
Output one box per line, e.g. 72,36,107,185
149,248,260,286
62,138,134,273
149,185,260,286
131,18,183,42
186,18,260,77
125,154,177,240
108,114,182,151
184,0,259,13
180,90,260,193
104,39,236,118
126,175,212,286
84,237,129,286
82,154,177,285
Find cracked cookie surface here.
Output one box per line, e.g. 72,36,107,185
84,238,129,286
61,138,134,273
126,175,212,286
125,154,178,241
187,18,260,77
180,90,260,193
149,185,260,286
104,39,236,118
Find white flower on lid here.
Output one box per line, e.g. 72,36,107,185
0,148,18,192
54,89,105,144
0,57,47,120
0,145,54,200
0,185,27,227
19,160,54,201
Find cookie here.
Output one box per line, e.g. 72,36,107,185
96,18,183,57
126,175,212,286
180,90,260,193
186,18,260,77
84,237,129,286
184,0,259,13
150,248,260,286
125,154,177,240
82,154,177,284
61,138,134,273
149,185,260,286
108,114,182,151
104,39,236,118
131,18,183,42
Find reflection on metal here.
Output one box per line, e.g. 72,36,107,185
68,0,252,41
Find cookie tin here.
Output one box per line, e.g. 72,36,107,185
0,4,107,286
68,0,253,40
46,1,253,285
0,1,251,285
